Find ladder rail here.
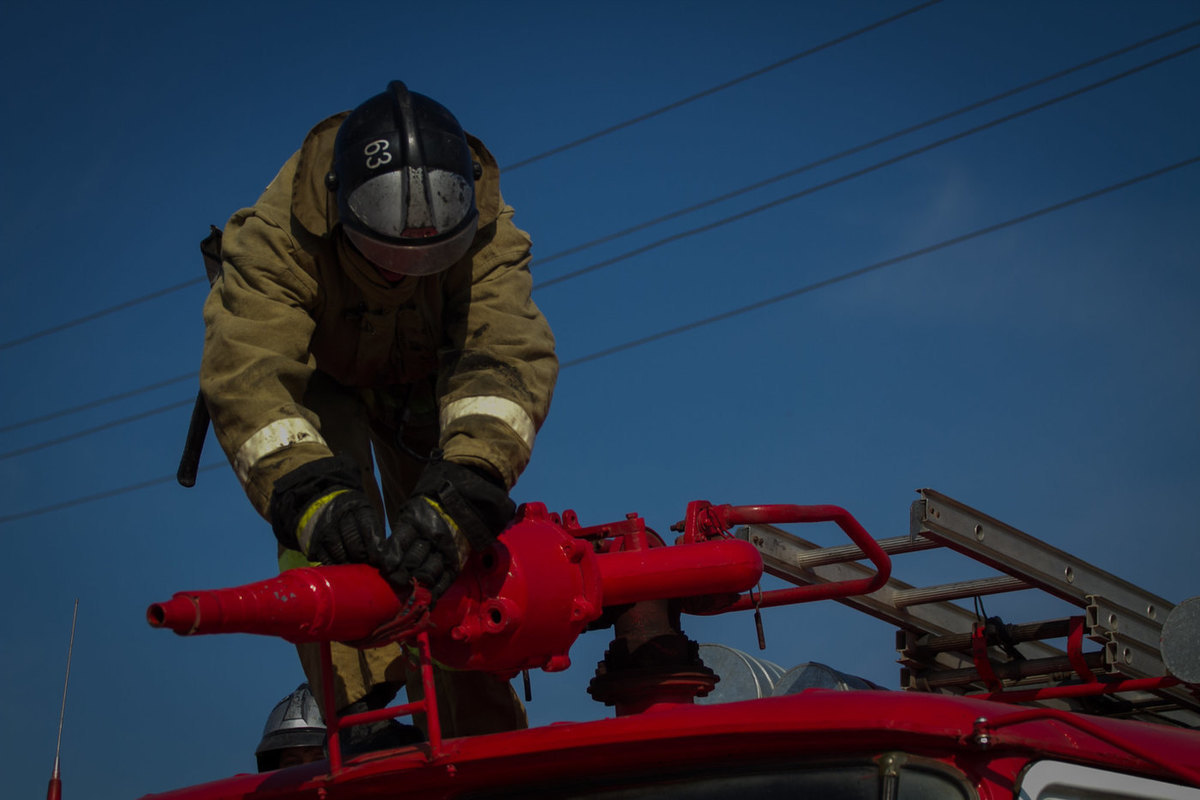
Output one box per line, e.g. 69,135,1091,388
737,524,1064,659
915,489,1179,686
915,489,1174,619
735,488,1199,722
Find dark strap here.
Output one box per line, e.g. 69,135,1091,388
176,225,225,488
199,225,224,286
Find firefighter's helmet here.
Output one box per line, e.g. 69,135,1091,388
330,80,478,277
255,683,326,772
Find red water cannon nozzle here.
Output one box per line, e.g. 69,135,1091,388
146,564,405,643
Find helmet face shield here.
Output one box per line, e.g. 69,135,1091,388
346,167,474,240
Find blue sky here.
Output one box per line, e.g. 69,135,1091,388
1,2,1197,797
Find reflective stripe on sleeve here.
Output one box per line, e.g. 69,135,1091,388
440,396,536,450
233,417,327,483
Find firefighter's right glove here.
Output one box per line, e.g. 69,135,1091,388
378,461,515,600
267,456,384,565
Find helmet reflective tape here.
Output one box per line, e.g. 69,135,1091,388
235,418,327,484
440,396,536,451
344,216,477,277
346,168,474,239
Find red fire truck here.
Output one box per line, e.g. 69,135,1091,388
136,489,1200,799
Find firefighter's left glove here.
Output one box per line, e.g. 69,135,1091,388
268,456,385,565
378,461,515,600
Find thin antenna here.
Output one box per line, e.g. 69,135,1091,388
47,598,79,800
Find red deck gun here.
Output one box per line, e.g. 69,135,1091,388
148,500,891,763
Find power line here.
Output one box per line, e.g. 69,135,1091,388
534,40,1200,290
7,21,1194,432
502,0,945,171
533,18,1200,268
0,372,196,433
5,36,1196,461
0,399,194,461
3,153,1194,524
0,463,225,525
560,154,1199,367
0,276,206,352
5,38,1197,462
0,3,942,356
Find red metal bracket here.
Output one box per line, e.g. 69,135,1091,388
965,614,1190,705
967,675,1183,704
320,630,444,773
971,622,1004,692
961,615,1186,705
561,510,651,548
1066,615,1099,683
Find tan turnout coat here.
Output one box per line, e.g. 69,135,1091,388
199,112,556,724
201,112,557,517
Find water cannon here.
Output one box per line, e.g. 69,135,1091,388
147,499,890,766
146,501,815,676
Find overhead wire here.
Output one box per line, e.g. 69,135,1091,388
0,276,207,352
533,18,1200,268
3,35,1197,462
560,155,1199,367
501,0,945,171
0,372,196,434
5,19,1196,434
534,40,1200,290
0,399,195,461
0,1,943,355
0,464,226,525
3,153,1195,524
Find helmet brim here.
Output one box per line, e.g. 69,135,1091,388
345,215,478,277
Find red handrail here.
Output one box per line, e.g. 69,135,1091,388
686,503,892,612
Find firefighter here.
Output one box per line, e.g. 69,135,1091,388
255,684,326,771
201,81,557,741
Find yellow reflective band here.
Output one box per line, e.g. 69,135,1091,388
296,489,349,556
421,497,471,570
422,496,459,535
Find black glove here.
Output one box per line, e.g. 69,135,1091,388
378,460,515,599
268,456,384,565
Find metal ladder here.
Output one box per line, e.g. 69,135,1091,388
735,488,1199,726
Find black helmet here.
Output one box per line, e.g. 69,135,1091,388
255,683,326,772
330,81,478,277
